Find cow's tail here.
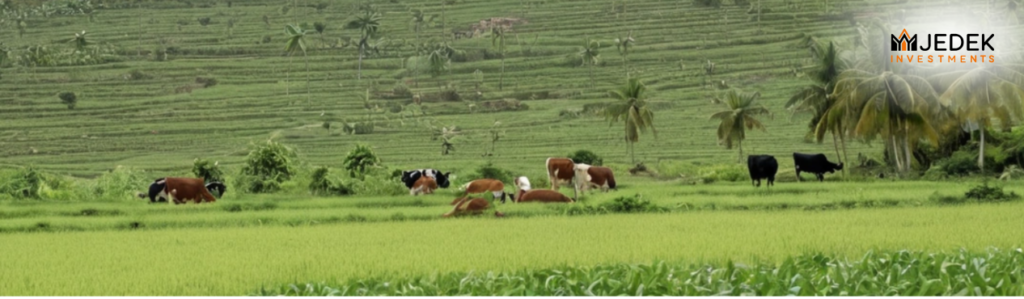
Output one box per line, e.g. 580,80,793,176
607,174,617,190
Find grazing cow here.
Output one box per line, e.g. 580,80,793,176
401,169,452,189
574,164,617,192
546,158,576,190
410,175,438,195
139,178,225,203
746,155,778,187
443,198,504,217
515,189,574,203
792,153,844,182
457,179,508,203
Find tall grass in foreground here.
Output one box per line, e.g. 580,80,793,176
261,249,1024,296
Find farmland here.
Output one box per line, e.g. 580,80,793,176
2,0,1024,296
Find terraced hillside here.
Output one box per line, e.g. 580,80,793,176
0,0,1005,177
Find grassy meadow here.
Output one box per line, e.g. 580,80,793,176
2,0,1024,296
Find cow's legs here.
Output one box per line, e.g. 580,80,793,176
816,173,824,182
795,169,802,182
768,176,774,187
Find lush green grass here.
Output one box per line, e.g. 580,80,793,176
260,249,1024,296
2,201,1024,295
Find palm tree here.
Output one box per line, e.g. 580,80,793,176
604,77,656,164
710,89,771,162
346,10,382,81
577,37,600,88
313,22,326,47
69,31,89,51
787,38,849,165
931,64,1024,172
614,30,635,77
830,70,941,173
409,8,436,41
490,26,508,90
284,23,310,103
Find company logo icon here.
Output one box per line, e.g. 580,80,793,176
891,29,917,51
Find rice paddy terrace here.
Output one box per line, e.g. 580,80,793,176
0,0,956,177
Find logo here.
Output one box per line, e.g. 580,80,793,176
889,29,996,63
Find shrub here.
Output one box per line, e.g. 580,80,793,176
0,166,46,199
91,166,149,200
964,182,1020,203
600,194,667,213
343,144,381,178
697,164,747,184
309,166,353,196
935,150,979,176
126,69,152,80
195,76,218,88
568,150,603,166
58,92,77,109
197,17,212,26
474,162,514,183
192,158,224,182
239,140,297,193
694,0,723,8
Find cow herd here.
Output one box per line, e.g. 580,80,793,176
136,152,841,214
747,153,844,187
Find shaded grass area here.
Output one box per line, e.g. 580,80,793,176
2,203,1024,295
261,249,1024,296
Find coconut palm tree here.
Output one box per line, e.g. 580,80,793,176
614,30,635,76
710,89,771,162
490,25,508,90
346,10,381,81
313,22,326,47
577,37,600,88
931,64,1024,172
409,8,436,41
787,38,850,165
830,70,941,173
604,77,656,164
68,30,89,51
284,23,310,103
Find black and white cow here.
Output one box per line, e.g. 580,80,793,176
746,155,778,187
401,169,451,189
792,153,843,182
138,178,227,203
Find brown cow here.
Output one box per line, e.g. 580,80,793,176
574,164,617,192
546,157,576,190
443,198,504,217
457,179,507,203
164,177,217,204
410,175,438,196
515,189,574,203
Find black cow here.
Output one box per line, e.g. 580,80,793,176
401,169,451,189
747,155,778,187
793,153,843,182
139,178,227,203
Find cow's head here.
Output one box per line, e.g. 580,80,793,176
400,170,421,188
140,178,167,203
435,172,452,188
834,162,844,172
206,181,227,198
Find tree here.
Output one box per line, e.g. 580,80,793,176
604,77,656,164
409,8,436,41
343,143,381,177
931,64,1024,172
614,30,635,77
710,89,771,162
58,92,77,109
68,30,88,51
486,120,503,156
284,23,310,103
577,37,600,88
787,38,849,166
490,26,508,90
830,70,940,173
346,10,381,81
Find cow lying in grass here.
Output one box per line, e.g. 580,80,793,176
515,189,574,203
443,198,504,217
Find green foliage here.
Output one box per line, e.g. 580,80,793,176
964,182,1020,203
342,144,380,177
0,166,45,199
191,158,224,182
239,140,296,193
308,166,352,196
932,150,980,177
263,249,1024,296
568,149,603,166
600,194,666,213
58,92,77,109
694,0,723,8
472,162,514,183
89,166,149,200
697,164,747,183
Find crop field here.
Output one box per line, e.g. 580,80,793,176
2,0,1024,296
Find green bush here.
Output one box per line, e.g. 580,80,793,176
0,166,45,199
309,166,352,196
343,143,381,178
473,162,514,183
192,158,224,182
568,150,603,166
58,92,77,109
348,168,406,196
90,166,149,200
698,164,747,184
964,182,1020,203
600,194,667,213
239,140,297,193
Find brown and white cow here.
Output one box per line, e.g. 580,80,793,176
515,189,574,203
138,177,217,204
410,175,438,196
546,158,577,190
456,179,507,203
574,164,617,192
443,197,504,217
